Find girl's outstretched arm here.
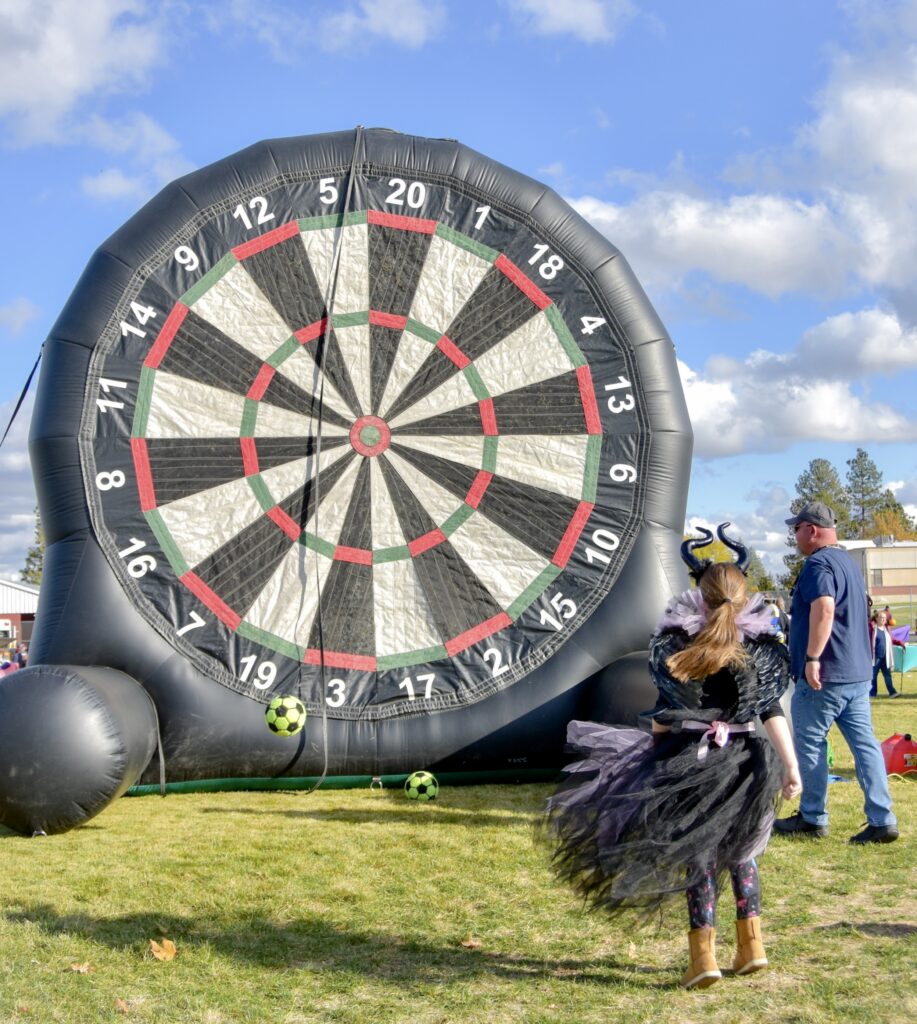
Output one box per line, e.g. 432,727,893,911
763,715,801,799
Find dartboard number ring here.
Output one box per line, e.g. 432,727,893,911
84,168,646,719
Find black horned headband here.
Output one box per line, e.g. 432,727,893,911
680,522,750,583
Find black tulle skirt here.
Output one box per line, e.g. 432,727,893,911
541,721,781,919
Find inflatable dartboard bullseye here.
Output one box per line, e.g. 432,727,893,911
6,128,692,833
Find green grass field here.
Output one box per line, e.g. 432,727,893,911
1,690,914,1024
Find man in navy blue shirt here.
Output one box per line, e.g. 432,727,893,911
774,501,898,844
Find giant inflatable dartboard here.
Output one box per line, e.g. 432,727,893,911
81,133,665,719
19,129,691,813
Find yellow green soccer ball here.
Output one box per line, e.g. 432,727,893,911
404,770,438,801
265,695,307,737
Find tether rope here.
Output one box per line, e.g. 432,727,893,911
293,125,365,794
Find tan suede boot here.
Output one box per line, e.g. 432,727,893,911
680,927,722,989
733,916,768,975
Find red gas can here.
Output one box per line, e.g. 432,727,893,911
881,733,917,775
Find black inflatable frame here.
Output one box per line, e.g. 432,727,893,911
2,129,692,835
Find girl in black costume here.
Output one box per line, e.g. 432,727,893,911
544,525,801,989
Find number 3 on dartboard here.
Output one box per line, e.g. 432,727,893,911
326,678,346,707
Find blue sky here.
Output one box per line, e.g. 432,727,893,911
1,0,916,579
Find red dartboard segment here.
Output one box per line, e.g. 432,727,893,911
180,571,242,631
130,438,157,512
408,529,448,557
445,612,513,658
144,302,188,369
294,318,329,344
247,363,276,401
240,437,260,476
369,310,408,330
494,254,552,309
334,545,374,565
266,505,301,542
478,399,498,435
367,209,437,234
464,470,493,509
576,365,603,435
304,648,377,671
552,501,596,569
436,334,470,369
231,220,301,260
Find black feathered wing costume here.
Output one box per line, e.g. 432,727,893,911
543,591,789,919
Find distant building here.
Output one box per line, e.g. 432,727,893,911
839,538,917,599
0,578,39,652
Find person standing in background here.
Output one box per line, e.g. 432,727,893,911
869,610,903,698
773,502,898,845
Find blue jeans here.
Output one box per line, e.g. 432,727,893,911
791,679,896,829
870,660,897,696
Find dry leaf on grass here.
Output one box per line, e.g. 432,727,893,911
115,999,130,1015
68,962,94,973
149,938,177,961
460,936,482,949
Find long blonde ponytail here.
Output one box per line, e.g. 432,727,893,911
666,563,749,682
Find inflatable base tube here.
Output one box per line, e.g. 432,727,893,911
0,666,158,836
584,650,659,727
127,767,559,796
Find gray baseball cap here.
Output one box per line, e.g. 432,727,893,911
785,500,837,528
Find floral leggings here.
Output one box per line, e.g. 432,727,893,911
686,860,761,929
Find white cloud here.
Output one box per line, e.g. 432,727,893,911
686,483,796,579
571,14,917,305
79,113,195,201
321,0,446,49
214,0,445,57
0,394,38,579
0,0,165,142
506,0,636,43
81,167,146,201
880,479,917,529
572,192,857,299
0,298,40,336
747,309,917,381
678,356,917,460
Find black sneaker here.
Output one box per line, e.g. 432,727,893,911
773,812,828,838
848,823,899,844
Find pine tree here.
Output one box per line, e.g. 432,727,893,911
780,458,851,586
20,506,44,586
747,549,776,593
845,448,884,539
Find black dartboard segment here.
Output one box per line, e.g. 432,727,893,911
83,161,651,719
